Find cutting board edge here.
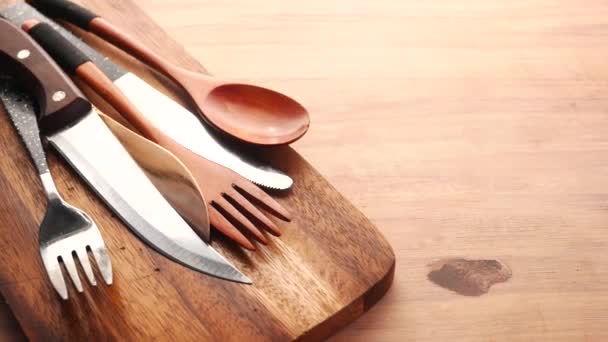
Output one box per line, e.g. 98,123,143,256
297,255,396,341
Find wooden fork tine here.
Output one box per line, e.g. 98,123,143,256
208,206,256,251
216,197,268,244
233,179,292,221
226,188,281,236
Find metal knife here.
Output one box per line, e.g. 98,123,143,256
0,18,250,284
1,2,293,191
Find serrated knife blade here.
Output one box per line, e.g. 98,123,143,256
0,2,293,190
114,74,293,190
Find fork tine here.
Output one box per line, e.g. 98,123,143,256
75,247,97,286
61,254,83,293
233,179,291,221
41,255,68,300
208,206,256,250
226,188,281,236
90,243,113,285
216,197,268,244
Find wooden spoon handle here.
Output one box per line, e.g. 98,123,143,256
76,62,164,140
91,18,186,82
30,0,188,85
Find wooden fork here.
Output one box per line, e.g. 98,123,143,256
84,68,290,250
83,62,291,250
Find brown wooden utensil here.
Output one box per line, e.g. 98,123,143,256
24,20,291,251
97,111,211,242
30,0,310,146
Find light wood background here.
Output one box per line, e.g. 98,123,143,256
3,0,608,340
131,0,608,341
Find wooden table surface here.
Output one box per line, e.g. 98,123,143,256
125,1,608,340
3,0,608,340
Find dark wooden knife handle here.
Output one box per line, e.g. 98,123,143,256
0,18,90,133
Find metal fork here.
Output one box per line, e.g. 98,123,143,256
0,79,112,299
38,173,112,299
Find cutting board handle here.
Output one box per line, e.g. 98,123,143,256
0,18,90,133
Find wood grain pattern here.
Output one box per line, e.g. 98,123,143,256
130,0,608,340
0,0,394,340
4,0,608,340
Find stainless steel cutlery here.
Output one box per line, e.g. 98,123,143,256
0,0,305,299
0,17,251,294
2,3,293,249
22,19,291,250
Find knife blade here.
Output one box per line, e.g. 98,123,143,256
0,2,293,190
0,18,251,284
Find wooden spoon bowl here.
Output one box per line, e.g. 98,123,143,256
201,82,310,145
90,17,311,146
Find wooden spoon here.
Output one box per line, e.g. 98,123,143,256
97,111,211,242
30,0,310,145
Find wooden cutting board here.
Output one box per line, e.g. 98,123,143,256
0,0,394,340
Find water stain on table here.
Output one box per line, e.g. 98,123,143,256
427,258,511,296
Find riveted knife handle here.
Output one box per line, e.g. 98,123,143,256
0,18,90,133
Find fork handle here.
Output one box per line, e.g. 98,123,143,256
0,79,49,176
